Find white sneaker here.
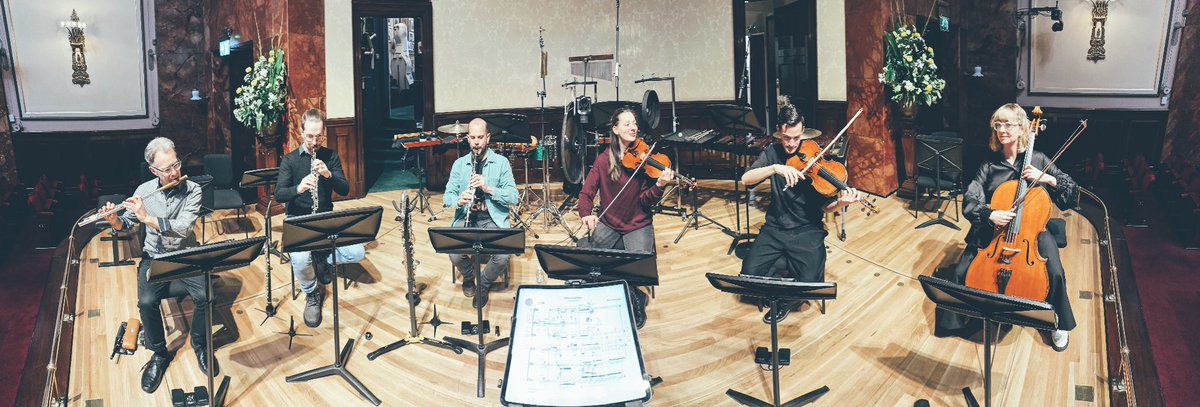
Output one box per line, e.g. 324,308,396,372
1051,329,1069,352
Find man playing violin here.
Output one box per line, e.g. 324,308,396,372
444,118,519,309
739,102,862,324
102,137,208,394
577,106,674,328
935,103,1076,351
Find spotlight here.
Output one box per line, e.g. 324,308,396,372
1052,20,1064,32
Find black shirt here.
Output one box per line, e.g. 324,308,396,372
275,147,350,217
962,149,1078,247
748,143,835,231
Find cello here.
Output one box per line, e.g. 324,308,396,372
963,106,1051,300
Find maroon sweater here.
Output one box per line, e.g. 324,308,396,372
577,153,664,233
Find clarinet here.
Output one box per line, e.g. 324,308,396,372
309,146,320,214
463,152,484,226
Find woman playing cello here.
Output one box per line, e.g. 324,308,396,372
936,103,1077,351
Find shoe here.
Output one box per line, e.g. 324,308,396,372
195,345,219,377
1051,329,1069,352
473,287,490,309
462,277,476,298
632,289,648,329
304,286,324,328
762,300,807,324
316,261,334,285
140,352,171,393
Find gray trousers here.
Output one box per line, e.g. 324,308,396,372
580,223,656,253
449,216,510,290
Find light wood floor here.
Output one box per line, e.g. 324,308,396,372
67,180,1108,406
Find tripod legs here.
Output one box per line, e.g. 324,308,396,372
725,299,828,407
441,249,507,398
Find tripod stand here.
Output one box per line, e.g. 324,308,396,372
239,167,292,316
706,273,836,407
429,226,525,398
367,196,463,359
283,206,384,406
913,133,963,230
150,236,268,407
918,276,1057,407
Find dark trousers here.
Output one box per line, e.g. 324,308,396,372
580,223,656,253
137,258,210,355
935,231,1077,334
449,216,510,290
741,225,827,282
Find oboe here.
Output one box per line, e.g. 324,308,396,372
77,175,189,226
309,146,320,214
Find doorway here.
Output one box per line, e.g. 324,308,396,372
770,0,818,125
354,2,433,194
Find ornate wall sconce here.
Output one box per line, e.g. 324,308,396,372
61,9,90,86
1088,1,1110,61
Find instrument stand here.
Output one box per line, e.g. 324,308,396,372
275,316,312,351
240,168,290,317
914,134,963,231
411,145,435,217
150,237,268,407
367,197,464,359
283,207,385,406
917,276,1057,407
706,273,837,407
428,227,525,398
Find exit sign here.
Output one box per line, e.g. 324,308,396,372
939,16,950,32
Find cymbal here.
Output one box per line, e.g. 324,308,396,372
437,122,470,134
802,128,822,140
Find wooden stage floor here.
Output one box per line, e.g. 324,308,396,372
66,181,1107,406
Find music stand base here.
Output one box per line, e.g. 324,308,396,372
443,336,509,398
725,385,829,407
210,376,231,407
286,339,381,406
367,335,464,359
916,216,960,230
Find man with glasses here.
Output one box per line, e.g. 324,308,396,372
276,108,361,328
443,118,518,309
102,137,208,394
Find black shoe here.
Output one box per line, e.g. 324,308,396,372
762,300,806,324
304,287,324,328
473,287,490,309
632,289,648,329
195,345,219,377
462,277,476,298
140,352,171,393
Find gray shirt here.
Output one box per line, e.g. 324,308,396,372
118,179,202,258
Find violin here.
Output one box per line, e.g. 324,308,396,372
784,141,879,214
964,106,1051,301
621,138,695,187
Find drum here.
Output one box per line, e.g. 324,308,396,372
530,144,544,161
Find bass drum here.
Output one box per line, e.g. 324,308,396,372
560,101,590,188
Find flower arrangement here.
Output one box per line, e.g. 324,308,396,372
233,48,287,136
879,24,946,109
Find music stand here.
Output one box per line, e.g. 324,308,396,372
428,227,526,398
479,113,532,144
706,273,835,407
913,133,963,230
917,275,1057,407
367,196,464,360
149,236,267,407
282,206,384,406
239,167,290,319
534,244,658,287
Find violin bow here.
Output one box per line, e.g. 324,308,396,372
799,108,864,174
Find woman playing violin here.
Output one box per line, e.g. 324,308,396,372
936,103,1077,351
739,102,862,324
577,107,674,328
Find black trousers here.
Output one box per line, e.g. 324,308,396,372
137,258,210,355
935,231,1077,334
741,225,827,282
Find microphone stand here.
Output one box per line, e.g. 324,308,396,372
614,0,621,100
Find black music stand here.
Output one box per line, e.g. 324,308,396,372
918,275,1057,407
429,227,526,398
480,113,532,143
282,206,384,406
913,133,963,230
535,244,658,287
706,273,835,407
367,197,464,360
239,167,290,319
149,236,267,407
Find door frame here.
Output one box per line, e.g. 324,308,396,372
352,0,434,144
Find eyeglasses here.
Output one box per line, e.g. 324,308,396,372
151,160,182,173
992,122,1022,131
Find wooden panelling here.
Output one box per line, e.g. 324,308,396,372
325,117,364,200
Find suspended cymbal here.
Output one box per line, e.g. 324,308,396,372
437,122,470,134
801,128,822,140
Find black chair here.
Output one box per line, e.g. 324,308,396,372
202,154,248,239
97,194,135,267
914,132,963,230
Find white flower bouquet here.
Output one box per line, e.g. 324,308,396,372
233,48,287,135
879,24,946,109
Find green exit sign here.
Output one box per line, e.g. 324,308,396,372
939,16,950,32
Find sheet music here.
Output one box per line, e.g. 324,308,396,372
503,283,648,406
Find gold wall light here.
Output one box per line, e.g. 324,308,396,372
61,9,90,86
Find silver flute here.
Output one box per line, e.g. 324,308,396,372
309,147,320,214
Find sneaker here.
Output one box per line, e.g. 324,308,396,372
1051,329,1069,352
303,287,324,328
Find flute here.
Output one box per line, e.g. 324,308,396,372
77,175,190,227
309,147,320,214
